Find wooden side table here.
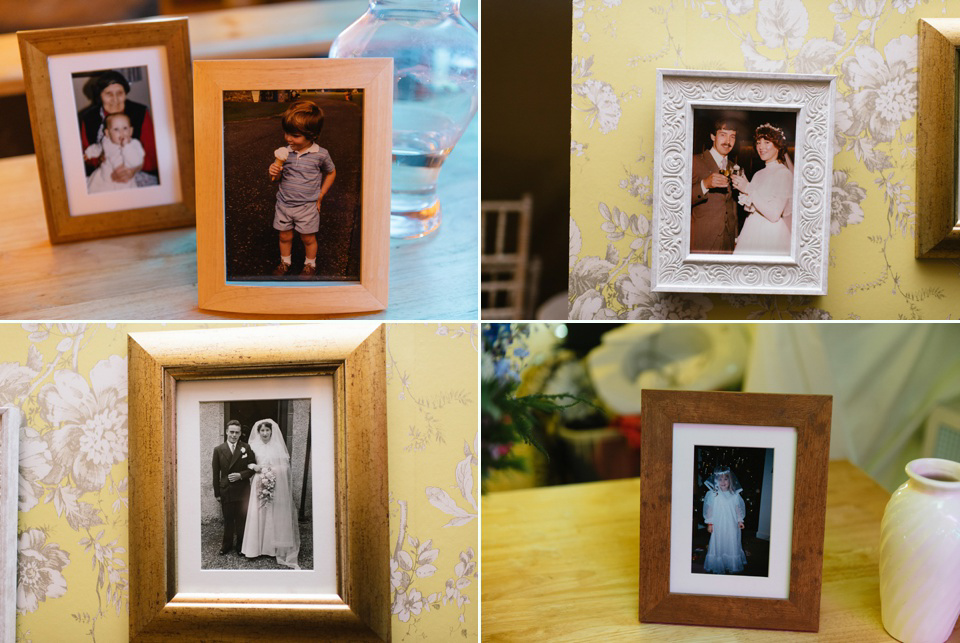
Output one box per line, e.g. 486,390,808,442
481,460,960,641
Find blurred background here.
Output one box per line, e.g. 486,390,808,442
0,0,478,158
482,322,960,494
480,1,569,320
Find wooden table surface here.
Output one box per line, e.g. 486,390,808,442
0,116,477,320
481,460,960,642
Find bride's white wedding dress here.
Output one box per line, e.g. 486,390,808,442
241,420,301,569
734,160,792,256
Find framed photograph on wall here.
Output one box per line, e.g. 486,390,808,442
652,69,836,295
128,324,389,641
916,18,960,258
639,389,832,632
0,407,19,643
18,18,194,243
193,59,392,315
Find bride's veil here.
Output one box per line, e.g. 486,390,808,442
248,418,290,461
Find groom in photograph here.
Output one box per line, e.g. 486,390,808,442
690,118,739,254
212,420,255,555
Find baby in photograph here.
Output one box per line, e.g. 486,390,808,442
703,466,747,574
83,112,145,193
267,100,337,278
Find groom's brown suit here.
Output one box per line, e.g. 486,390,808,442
690,150,738,253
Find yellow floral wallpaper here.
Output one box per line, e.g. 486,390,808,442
3,322,478,642
570,0,960,319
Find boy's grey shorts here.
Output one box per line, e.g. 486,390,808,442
274,199,319,234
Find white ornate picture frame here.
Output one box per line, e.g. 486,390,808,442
0,407,20,643
652,70,836,295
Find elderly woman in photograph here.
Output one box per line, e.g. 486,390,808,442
241,418,301,569
78,69,158,185
731,124,793,256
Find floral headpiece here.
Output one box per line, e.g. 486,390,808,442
755,123,787,147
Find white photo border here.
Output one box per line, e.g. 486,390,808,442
48,47,182,217
652,69,836,295
669,423,797,600
174,375,336,598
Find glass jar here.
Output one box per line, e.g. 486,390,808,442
330,0,478,239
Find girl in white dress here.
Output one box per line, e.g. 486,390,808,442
702,466,747,574
731,124,793,256
241,419,301,569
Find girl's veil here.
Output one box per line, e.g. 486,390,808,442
704,465,743,494
248,418,290,461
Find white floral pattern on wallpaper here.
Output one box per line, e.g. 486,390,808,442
570,0,958,319
7,324,128,643
386,324,478,641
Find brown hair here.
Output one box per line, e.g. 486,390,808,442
755,123,788,163
281,100,324,141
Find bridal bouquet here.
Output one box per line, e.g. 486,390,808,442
257,467,276,507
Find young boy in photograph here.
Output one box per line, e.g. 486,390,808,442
267,100,337,277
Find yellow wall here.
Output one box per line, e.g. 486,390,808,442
6,322,478,642
570,0,960,319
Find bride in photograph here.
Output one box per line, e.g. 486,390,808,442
241,418,301,569
731,124,793,256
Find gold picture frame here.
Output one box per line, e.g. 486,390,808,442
917,18,960,258
18,18,195,244
128,324,389,641
193,59,392,315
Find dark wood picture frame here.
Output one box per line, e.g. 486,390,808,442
128,324,389,641
916,18,960,258
638,389,832,632
18,18,195,244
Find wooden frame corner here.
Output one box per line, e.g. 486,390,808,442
916,18,960,258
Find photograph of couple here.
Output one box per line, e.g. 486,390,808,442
202,399,313,571
71,67,159,195
690,109,797,257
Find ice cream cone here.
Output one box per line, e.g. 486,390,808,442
271,147,289,181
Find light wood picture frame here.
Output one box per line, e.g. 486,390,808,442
638,389,832,632
193,59,392,315
652,70,836,295
916,18,960,258
128,324,389,641
0,407,20,643
18,18,195,244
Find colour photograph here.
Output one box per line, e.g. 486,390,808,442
71,66,160,194
690,108,797,257
222,89,364,282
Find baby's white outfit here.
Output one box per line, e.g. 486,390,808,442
85,138,145,193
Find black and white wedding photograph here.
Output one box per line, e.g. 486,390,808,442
689,108,798,257
200,398,314,571
691,444,774,579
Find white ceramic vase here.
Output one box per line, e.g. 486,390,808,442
879,458,960,643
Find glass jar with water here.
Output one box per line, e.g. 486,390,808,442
330,0,479,239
